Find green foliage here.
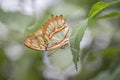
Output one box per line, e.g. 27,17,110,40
98,12,120,19
88,0,120,19
69,0,120,71
88,1,109,19
70,19,88,70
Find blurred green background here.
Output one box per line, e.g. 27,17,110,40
0,0,120,80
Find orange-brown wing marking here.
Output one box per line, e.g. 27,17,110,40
24,35,45,50
47,38,69,50
51,26,69,46
34,28,43,37
43,15,66,39
34,29,48,46
48,26,69,50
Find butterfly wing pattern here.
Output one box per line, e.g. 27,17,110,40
24,15,69,51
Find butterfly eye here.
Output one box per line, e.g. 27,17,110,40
24,15,69,51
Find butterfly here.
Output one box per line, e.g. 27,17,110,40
24,15,69,51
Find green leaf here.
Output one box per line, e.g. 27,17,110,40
70,19,88,70
98,12,120,19
88,1,120,19
88,1,109,18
